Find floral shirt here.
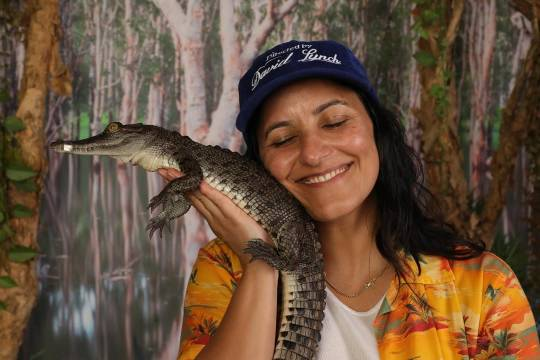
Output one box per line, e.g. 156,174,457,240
178,238,540,359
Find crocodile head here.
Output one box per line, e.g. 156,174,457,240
50,122,173,171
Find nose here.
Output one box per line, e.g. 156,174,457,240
298,132,331,166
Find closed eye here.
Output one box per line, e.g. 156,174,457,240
271,136,295,147
324,120,347,128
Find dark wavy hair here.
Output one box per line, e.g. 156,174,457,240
243,88,485,278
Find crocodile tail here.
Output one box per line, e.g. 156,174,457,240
273,271,326,360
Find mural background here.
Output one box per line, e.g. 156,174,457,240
0,0,537,359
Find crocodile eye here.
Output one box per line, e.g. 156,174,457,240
106,122,120,133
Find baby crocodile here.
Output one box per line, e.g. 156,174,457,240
50,122,326,359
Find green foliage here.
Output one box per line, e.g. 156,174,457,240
8,245,38,263
12,204,33,218
414,51,437,67
490,108,503,150
0,275,17,288
100,113,110,127
430,83,450,118
79,112,90,139
411,3,453,122
14,178,37,192
2,115,25,132
0,88,9,103
0,224,12,242
419,9,441,26
412,23,429,40
5,164,37,181
0,108,39,313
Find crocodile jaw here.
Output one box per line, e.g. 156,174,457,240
120,151,180,172
52,141,179,173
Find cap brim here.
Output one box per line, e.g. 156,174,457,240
236,67,379,134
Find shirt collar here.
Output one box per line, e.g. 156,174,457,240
379,253,455,315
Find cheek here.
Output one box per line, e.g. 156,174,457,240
339,126,377,161
261,150,292,183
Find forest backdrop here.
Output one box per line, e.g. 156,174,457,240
0,0,539,359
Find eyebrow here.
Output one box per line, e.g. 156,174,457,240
313,99,348,115
264,120,290,141
263,99,348,140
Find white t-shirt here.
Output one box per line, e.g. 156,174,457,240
316,287,384,360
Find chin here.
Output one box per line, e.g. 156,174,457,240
305,193,374,223
306,202,358,223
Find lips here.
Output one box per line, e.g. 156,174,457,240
297,163,352,184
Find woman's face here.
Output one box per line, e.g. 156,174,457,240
257,78,380,222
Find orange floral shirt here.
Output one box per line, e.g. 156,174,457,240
178,239,540,359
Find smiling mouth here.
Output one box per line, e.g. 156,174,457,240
300,163,352,184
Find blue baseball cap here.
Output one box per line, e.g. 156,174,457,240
235,40,379,140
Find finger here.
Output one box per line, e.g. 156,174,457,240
167,168,183,178
157,168,183,181
199,182,240,216
157,168,174,182
191,187,226,220
188,191,213,220
157,168,168,178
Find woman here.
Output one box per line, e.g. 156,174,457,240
167,40,539,359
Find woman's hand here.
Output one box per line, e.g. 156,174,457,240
157,168,272,267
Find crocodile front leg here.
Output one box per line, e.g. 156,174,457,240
148,157,202,211
244,221,318,272
147,156,202,238
147,196,191,239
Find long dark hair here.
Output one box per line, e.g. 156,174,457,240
243,88,485,278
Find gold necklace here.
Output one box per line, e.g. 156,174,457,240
324,242,389,298
323,264,389,298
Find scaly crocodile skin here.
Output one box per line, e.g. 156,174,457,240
50,122,326,359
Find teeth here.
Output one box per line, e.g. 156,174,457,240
63,144,73,152
303,165,348,184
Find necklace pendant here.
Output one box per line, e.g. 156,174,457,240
364,279,375,289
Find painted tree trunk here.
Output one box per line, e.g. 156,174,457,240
0,0,71,358
406,4,422,154
205,0,243,147
153,0,208,138
500,11,532,239
207,0,299,148
513,2,540,303
351,0,368,60
412,0,470,236
152,0,210,310
314,0,328,39
467,0,496,201
476,2,540,246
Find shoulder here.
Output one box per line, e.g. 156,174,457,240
414,251,528,309
448,251,518,285
413,251,517,284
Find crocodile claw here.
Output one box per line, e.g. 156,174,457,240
148,191,168,212
146,212,171,239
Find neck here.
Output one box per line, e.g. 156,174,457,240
318,193,384,277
